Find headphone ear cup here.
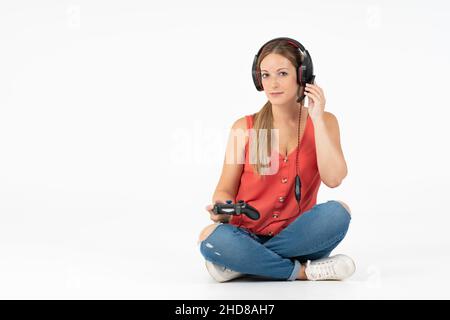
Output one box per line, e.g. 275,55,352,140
303,50,314,84
298,65,304,86
296,66,305,103
257,72,262,91
252,55,263,91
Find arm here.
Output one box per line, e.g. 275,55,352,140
313,112,348,188
210,117,248,221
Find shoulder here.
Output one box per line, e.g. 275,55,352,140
231,116,248,130
232,114,255,131
230,116,251,146
322,111,342,140
323,111,341,129
228,117,249,154
323,111,338,123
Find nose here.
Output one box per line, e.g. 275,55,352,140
270,79,280,89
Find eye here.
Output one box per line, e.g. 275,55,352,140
261,72,288,79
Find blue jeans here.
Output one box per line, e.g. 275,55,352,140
199,200,351,281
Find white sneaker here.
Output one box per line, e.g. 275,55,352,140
304,254,356,281
205,260,244,282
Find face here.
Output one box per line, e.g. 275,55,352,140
259,53,299,104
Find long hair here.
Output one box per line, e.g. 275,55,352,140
250,39,306,177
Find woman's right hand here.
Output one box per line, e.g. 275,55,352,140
205,201,231,223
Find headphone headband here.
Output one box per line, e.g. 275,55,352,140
254,37,307,57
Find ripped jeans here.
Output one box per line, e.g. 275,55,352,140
199,200,351,281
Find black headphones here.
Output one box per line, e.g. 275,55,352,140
251,37,315,93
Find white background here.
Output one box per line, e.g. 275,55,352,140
0,0,449,299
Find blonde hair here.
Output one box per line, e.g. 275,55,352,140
250,39,306,177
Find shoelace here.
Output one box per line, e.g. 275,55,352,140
305,258,338,280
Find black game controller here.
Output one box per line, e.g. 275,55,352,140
213,200,260,220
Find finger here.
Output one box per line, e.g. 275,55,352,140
313,86,324,99
305,86,320,98
305,84,322,97
210,214,224,222
317,85,324,95
304,90,320,103
305,91,323,108
306,83,324,97
309,82,322,91
305,88,322,102
315,86,325,100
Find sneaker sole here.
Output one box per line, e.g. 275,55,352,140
205,260,243,283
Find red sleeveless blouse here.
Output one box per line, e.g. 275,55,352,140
229,112,321,237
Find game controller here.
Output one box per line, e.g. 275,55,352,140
212,200,260,220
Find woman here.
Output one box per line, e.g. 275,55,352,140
198,37,355,282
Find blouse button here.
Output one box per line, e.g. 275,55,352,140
278,196,285,203
268,231,273,236
272,213,279,218
281,178,288,183
283,157,288,163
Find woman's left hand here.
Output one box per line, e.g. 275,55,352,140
304,82,326,122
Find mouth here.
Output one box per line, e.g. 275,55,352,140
270,92,284,96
